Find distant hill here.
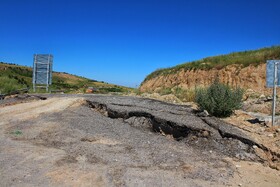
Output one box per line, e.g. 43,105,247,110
0,62,132,94
140,46,280,96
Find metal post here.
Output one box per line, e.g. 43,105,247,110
272,62,278,126
46,55,50,93
33,54,37,92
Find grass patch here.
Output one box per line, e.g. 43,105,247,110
173,87,196,102
153,87,196,102
11,130,22,135
157,87,172,95
0,76,26,94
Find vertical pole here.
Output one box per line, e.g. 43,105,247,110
272,62,278,126
33,54,37,92
46,54,50,93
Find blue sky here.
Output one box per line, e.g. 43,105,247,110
0,0,280,87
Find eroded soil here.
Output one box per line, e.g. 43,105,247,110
0,94,279,187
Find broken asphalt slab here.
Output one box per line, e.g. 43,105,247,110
85,95,277,162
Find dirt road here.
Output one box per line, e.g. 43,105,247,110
0,95,279,186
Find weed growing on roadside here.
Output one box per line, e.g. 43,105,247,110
11,130,22,135
195,79,243,117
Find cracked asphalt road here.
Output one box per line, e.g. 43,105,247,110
0,94,279,186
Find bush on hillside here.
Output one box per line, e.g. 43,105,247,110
195,79,243,117
0,76,23,94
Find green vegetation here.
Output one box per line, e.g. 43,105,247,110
98,86,127,93
152,87,196,102
195,79,243,117
0,76,25,94
143,46,280,82
173,87,196,102
0,63,32,94
10,130,22,135
0,62,132,94
157,87,172,95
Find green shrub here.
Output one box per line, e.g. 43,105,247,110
195,79,243,117
0,76,23,94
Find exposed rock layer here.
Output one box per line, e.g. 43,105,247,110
140,64,273,94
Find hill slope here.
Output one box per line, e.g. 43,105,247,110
140,46,280,95
0,62,132,94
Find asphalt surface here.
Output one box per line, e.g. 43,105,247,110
0,94,279,186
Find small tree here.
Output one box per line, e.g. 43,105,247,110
195,79,243,117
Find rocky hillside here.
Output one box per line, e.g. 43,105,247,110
0,62,132,94
140,46,280,95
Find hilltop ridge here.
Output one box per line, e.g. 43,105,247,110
140,46,280,95
0,62,132,94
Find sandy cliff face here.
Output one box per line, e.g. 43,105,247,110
140,64,271,94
